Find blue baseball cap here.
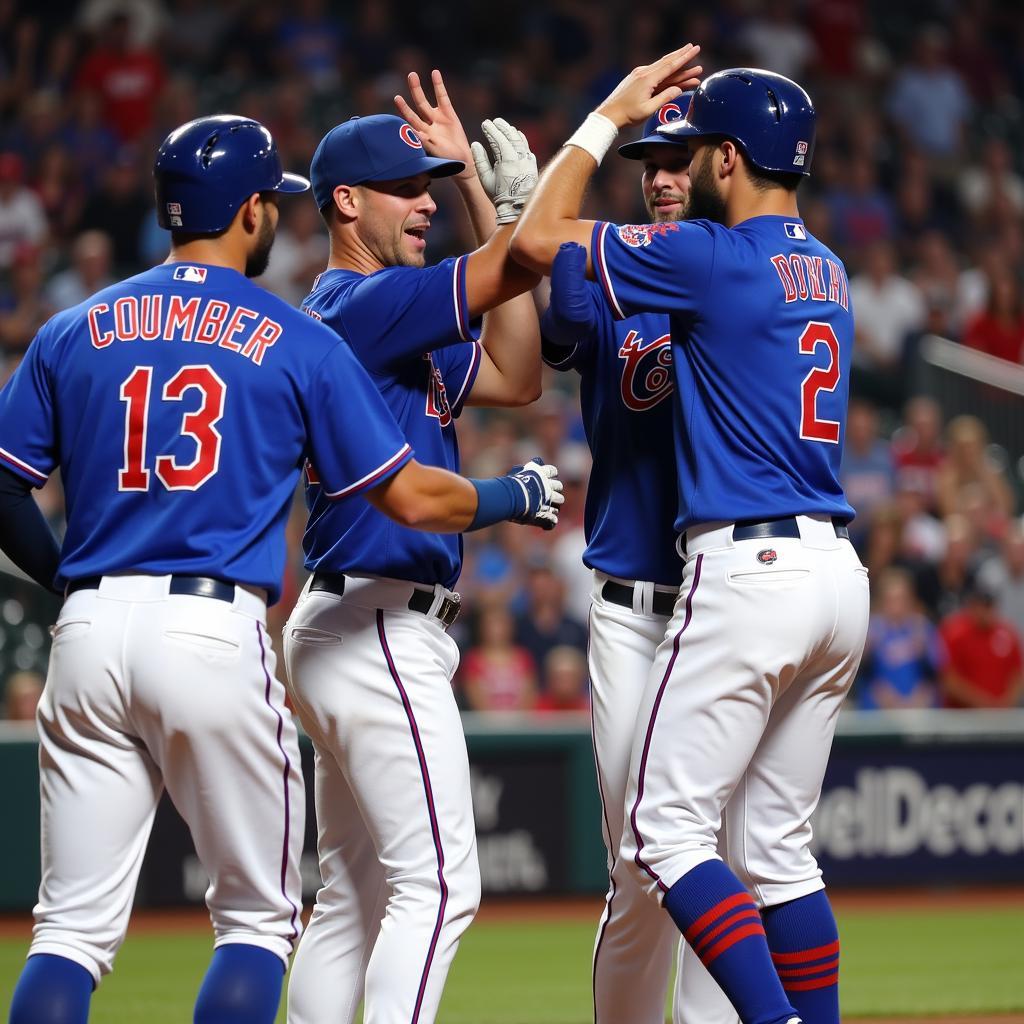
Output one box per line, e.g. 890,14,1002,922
310,114,466,210
617,94,694,160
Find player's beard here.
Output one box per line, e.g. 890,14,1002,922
244,213,276,278
685,153,727,224
646,193,688,223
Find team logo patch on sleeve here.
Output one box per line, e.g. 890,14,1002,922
172,265,207,283
616,222,680,248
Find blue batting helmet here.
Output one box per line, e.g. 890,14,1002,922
154,115,310,233
656,69,816,176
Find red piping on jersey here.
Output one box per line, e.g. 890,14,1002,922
627,553,703,893
376,609,449,1024
255,621,300,946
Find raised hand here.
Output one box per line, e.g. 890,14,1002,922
596,43,702,130
394,69,475,177
470,118,539,224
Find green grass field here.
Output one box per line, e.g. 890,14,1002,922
2,905,1022,1022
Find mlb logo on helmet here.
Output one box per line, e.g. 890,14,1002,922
793,140,809,167
166,201,183,227
399,123,423,149
172,265,208,283
657,102,684,125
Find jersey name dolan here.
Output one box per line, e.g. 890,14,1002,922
770,252,849,310
86,294,283,366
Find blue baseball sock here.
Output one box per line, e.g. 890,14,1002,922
193,944,285,1024
762,890,841,1024
8,953,93,1024
663,860,798,1024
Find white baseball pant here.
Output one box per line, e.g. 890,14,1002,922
622,515,869,909
29,574,304,984
589,571,738,1024
284,575,479,1024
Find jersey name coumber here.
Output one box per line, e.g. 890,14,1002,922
545,282,681,586
0,263,413,602
301,258,481,589
592,216,856,532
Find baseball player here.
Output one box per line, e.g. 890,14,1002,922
3,114,560,1024
512,54,869,1024
540,100,735,1024
283,73,547,1024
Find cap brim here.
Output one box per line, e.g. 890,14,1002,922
360,154,466,183
618,132,691,160
274,172,312,194
655,119,703,140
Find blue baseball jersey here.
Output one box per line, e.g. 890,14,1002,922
544,285,681,586
0,262,413,603
592,216,856,532
302,256,481,588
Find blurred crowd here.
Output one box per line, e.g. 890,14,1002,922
2,0,1024,721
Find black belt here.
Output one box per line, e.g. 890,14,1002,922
601,581,676,617
310,571,461,628
65,575,236,602
731,516,850,542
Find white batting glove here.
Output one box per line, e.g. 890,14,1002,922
470,118,538,225
509,458,565,531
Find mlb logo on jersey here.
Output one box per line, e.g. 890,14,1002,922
784,222,807,240
172,265,208,283
617,222,680,249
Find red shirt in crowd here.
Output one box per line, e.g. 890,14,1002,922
939,609,1023,707
962,311,1024,364
74,46,165,142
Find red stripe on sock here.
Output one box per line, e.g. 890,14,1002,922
701,922,767,967
692,909,763,957
684,892,757,943
771,939,840,965
784,972,839,991
777,959,840,978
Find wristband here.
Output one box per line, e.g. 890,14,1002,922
467,476,522,531
565,112,619,166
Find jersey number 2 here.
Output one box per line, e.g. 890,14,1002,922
119,365,226,491
798,322,841,444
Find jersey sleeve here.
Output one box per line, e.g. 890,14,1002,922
336,256,477,373
304,340,414,500
541,280,609,373
0,328,57,487
430,341,482,419
590,219,715,320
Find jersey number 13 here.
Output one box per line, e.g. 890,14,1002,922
118,365,226,491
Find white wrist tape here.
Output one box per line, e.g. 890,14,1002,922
565,112,619,166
